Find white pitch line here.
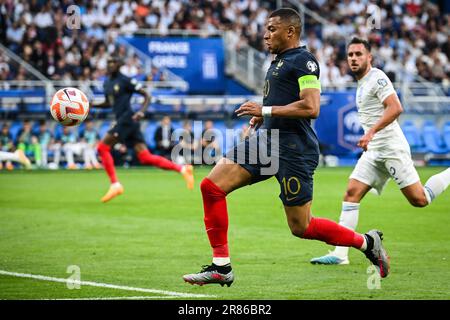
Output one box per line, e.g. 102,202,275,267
40,296,181,300
0,270,216,299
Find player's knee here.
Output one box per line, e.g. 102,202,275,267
344,187,361,202
200,178,214,196
200,178,226,198
289,222,308,238
408,195,428,208
97,142,110,154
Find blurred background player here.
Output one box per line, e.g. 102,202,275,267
93,56,194,203
311,38,450,265
183,9,389,287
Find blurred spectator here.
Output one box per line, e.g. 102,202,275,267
17,120,40,164
201,120,221,164
80,120,101,169
0,123,15,170
0,0,448,89
176,120,200,164
60,126,84,170
37,120,52,168
154,116,175,159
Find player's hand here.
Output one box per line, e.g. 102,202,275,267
357,130,375,151
235,101,262,117
132,111,145,121
249,116,263,130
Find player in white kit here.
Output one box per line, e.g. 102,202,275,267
311,37,450,265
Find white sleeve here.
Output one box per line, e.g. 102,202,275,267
374,72,396,103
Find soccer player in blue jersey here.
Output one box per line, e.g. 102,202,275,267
93,56,194,202
182,8,390,287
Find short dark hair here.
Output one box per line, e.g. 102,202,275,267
269,8,302,36
348,37,371,52
107,55,124,65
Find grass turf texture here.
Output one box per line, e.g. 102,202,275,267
0,167,449,300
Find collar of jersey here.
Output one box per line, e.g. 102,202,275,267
358,67,375,83
276,46,306,59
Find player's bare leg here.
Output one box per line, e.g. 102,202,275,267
133,143,194,190
183,158,252,287
285,202,389,278
97,133,123,203
401,168,450,207
311,178,371,265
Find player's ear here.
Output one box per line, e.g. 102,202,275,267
287,25,295,39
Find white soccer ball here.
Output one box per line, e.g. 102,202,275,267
50,87,90,126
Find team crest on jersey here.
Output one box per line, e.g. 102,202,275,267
377,78,387,87
276,59,284,69
306,60,318,72
114,84,120,92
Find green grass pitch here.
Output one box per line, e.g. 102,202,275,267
0,167,449,300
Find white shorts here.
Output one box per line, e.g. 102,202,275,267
349,148,420,195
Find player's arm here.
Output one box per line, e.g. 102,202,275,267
132,88,151,121
358,93,403,150
272,87,320,118
235,87,320,119
236,59,321,120
92,99,110,109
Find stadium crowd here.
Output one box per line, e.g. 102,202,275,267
0,0,448,88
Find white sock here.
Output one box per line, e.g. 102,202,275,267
359,235,367,251
111,182,122,188
423,168,450,204
333,202,360,258
0,151,19,162
213,257,230,266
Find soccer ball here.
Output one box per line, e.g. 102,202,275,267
50,87,89,126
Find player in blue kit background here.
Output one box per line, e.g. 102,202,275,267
93,56,194,203
183,8,390,287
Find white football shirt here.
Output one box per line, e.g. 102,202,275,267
355,67,409,150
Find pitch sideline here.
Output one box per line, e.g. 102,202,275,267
0,269,216,299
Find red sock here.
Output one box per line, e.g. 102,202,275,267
201,178,229,257
97,142,118,184
137,149,182,172
302,217,364,249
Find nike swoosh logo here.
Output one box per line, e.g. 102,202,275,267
286,196,297,201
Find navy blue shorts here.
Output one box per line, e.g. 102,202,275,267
225,131,319,206
108,121,145,147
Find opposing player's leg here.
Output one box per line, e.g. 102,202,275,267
0,150,32,169
182,158,252,287
400,168,450,207
286,203,389,278
133,142,194,190
311,151,388,265
311,178,371,265
97,133,122,203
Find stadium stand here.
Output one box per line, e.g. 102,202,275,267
0,0,449,169
422,120,448,154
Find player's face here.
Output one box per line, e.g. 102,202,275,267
347,44,372,76
264,17,290,54
107,60,120,75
